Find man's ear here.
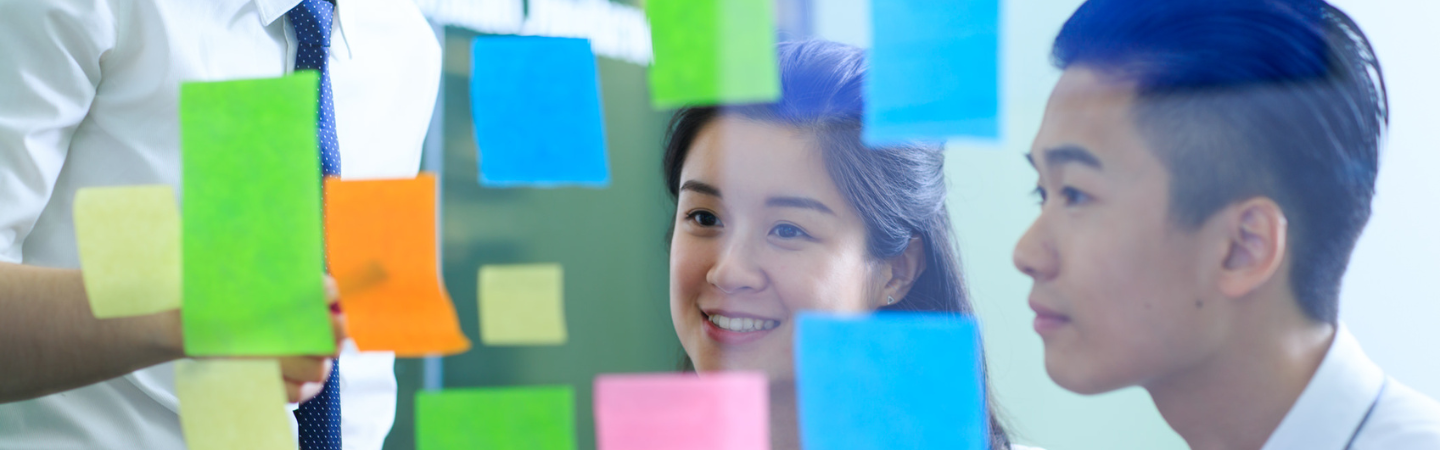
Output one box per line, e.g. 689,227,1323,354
881,236,929,305
1217,198,1288,299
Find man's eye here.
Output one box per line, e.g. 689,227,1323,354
770,223,809,239
1061,186,1091,205
687,210,721,227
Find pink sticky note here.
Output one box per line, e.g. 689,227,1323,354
594,372,769,450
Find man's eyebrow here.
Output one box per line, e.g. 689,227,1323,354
766,196,835,215
679,180,721,198
1029,145,1103,170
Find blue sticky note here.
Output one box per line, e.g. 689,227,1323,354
471,36,610,187
795,312,988,450
864,0,1000,145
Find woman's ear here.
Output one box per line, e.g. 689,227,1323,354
1217,198,1288,299
881,236,929,305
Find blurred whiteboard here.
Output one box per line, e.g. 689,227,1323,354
414,0,652,65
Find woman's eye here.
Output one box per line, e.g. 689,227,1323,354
770,223,809,239
687,210,721,227
1033,186,1047,205
1060,186,1091,206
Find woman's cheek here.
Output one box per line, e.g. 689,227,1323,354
669,237,713,319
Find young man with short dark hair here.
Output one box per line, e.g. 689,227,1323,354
1014,0,1440,448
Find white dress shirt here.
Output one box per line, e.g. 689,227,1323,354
0,0,441,448
1262,325,1440,449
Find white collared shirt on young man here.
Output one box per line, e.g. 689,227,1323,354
0,0,441,448
1262,325,1440,449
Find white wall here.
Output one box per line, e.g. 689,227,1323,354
814,1,1438,449
1329,0,1440,400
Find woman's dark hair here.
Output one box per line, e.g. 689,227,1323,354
661,40,1011,449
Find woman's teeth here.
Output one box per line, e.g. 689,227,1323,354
708,314,780,333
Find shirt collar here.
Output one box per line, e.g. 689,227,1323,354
256,0,355,60
253,0,304,27
1261,324,1386,450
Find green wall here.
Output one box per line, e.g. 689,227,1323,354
384,27,682,450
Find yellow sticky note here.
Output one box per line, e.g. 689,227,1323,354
479,264,568,345
73,185,181,318
175,359,296,450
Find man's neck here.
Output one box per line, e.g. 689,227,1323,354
1146,302,1335,450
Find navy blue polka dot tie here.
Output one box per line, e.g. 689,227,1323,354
288,0,341,449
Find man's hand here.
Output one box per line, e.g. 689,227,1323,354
279,276,347,403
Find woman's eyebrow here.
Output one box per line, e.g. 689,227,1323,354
680,180,722,198
766,196,835,215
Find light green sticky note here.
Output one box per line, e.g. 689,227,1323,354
175,359,296,450
73,185,180,318
479,264,568,345
416,386,576,450
645,0,780,108
180,73,334,356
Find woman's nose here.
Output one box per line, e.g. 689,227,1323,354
706,237,767,295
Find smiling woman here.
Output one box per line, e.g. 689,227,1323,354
660,40,1015,450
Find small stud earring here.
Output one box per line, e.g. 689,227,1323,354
886,296,897,305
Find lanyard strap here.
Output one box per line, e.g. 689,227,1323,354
1343,377,1389,450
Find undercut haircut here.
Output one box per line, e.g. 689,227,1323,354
1052,0,1388,324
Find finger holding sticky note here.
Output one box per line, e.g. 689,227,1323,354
594,372,769,450
175,358,296,450
73,185,180,318
478,264,567,345
324,174,471,357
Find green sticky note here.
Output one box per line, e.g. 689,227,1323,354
479,264,568,346
175,359,296,450
180,73,333,356
73,185,181,318
416,386,576,450
646,0,780,108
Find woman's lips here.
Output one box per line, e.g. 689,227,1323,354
701,309,782,345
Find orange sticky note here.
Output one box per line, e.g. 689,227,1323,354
324,173,471,357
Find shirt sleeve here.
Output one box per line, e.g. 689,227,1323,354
0,0,114,263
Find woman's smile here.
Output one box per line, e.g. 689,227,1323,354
700,308,783,345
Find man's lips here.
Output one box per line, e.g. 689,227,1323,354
1029,300,1070,335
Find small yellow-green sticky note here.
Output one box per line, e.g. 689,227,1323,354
479,264,567,345
645,0,780,108
73,185,181,318
175,359,296,450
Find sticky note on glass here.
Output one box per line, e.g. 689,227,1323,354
864,0,1000,145
471,36,610,187
645,0,780,108
795,312,987,449
180,73,334,356
594,372,768,450
478,264,567,345
416,385,576,450
324,174,471,357
73,185,180,318
175,359,296,450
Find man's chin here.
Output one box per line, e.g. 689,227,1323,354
1045,355,1130,395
